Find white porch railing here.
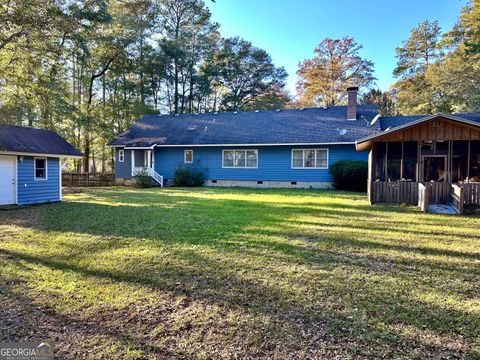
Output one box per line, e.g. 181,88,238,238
133,167,163,187
146,167,163,187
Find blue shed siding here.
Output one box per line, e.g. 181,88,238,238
115,148,132,179
17,156,60,205
154,144,367,183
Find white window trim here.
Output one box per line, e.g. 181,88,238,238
34,157,48,181
222,149,258,169
184,149,193,164
118,149,124,162
131,150,134,175
14,156,18,204
59,159,62,201
291,148,329,169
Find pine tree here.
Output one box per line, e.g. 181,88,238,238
296,37,375,107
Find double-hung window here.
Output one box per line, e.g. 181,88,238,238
291,149,328,169
34,158,47,180
184,150,193,163
118,149,125,162
222,149,258,168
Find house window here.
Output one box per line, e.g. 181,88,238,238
34,158,47,180
222,149,258,168
291,149,328,169
184,150,193,163
118,149,124,162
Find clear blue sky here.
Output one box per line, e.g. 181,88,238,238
206,0,468,96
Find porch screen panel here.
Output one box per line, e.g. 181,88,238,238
435,141,448,155
452,140,469,183
403,141,417,181
373,143,386,181
470,140,480,181
387,142,402,181
134,150,145,168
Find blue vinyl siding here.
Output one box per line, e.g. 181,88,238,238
17,156,60,205
115,148,132,179
154,144,368,183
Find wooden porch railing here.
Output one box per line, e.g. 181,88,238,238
370,180,480,214
463,183,480,206
368,180,418,205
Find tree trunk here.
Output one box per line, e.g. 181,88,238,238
174,58,179,113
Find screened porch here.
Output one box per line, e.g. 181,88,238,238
356,115,480,213
371,140,480,184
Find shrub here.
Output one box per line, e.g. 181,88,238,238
134,170,155,188
173,166,205,187
329,160,368,192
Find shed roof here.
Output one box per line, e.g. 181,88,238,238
0,125,82,157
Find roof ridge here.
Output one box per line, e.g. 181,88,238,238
0,124,58,134
380,111,480,119
152,104,377,118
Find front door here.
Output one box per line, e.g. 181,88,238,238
0,155,16,205
423,155,447,182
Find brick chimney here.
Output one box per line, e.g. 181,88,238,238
347,86,358,120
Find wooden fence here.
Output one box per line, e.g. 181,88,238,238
62,172,114,187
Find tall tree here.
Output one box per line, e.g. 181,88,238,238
158,0,218,114
296,37,375,107
211,37,288,111
392,20,443,114
425,1,480,113
0,0,290,172
445,0,480,54
393,20,443,78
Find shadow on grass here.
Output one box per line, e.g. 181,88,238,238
1,244,478,358
1,187,479,358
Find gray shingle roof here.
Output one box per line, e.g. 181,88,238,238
0,125,82,156
379,113,480,131
109,105,380,147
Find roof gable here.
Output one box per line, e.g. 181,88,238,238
356,114,480,151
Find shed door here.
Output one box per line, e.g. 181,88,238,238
0,155,16,205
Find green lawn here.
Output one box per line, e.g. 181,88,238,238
0,187,479,359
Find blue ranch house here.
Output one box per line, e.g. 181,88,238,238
0,125,81,206
109,86,480,213
109,87,376,189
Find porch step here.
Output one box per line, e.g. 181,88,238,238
427,204,458,215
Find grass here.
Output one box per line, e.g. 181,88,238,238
0,187,479,359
